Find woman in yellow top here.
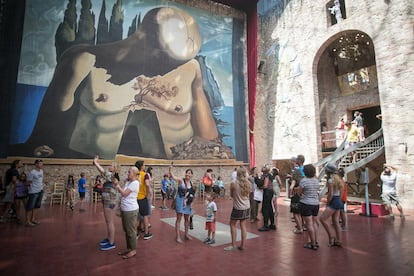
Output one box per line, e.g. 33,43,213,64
345,121,360,162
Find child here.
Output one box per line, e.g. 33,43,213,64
217,176,225,197
66,175,75,211
77,172,87,212
160,174,169,210
183,188,195,208
204,193,217,245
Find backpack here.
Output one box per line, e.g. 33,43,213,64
255,174,273,189
254,176,265,189
202,175,212,187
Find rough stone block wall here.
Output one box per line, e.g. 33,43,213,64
0,162,237,203
256,0,414,207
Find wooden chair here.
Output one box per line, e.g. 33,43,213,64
90,177,102,204
50,183,65,206
198,182,205,200
152,180,162,201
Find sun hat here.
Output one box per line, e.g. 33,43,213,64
325,163,338,173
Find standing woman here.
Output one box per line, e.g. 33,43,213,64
271,167,283,224
259,164,275,231
296,164,320,250
319,163,344,247
146,166,154,209
114,166,139,259
169,165,195,243
93,156,118,251
224,166,251,251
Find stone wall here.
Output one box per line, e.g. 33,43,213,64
0,162,237,202
256,0,414,207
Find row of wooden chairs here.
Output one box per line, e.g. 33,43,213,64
49,178,102,206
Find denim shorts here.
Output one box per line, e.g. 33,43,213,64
26,191,44,211
328,196,344,210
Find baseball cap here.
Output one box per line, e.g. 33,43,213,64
34,159,43,164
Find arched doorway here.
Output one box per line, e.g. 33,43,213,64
315,30,380,153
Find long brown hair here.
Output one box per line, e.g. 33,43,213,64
237,167,251,197
332,173,344,193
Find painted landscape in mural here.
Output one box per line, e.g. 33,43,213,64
9,0,244,160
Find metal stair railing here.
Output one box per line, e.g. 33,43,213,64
315,128,384,179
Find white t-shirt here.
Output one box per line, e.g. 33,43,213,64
205,201,217,222
253,187,263,202
121,180,139,211
28,169,43,194
381,173,397,194
231,170,237,181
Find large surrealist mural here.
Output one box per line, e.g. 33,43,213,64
8,0,247,161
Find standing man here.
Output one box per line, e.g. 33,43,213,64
381,165,404,220
135,160,153,239
25,160,44,227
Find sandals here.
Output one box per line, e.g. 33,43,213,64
122,251,136,259
303,242,318,250
117,250,130,256
328,238,342,247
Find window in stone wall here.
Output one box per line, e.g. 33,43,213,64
327,0,346,25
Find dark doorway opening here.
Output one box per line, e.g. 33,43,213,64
351,105,382,138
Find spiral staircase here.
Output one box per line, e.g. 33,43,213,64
316,128,384,177
316,128,385,215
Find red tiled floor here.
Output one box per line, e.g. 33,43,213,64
0,196,413,275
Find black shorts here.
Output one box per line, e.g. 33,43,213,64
299,202,319,217
138,198,150,216
290,194,301,214
79,192,86,199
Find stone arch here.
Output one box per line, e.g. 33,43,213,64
312,30,380,156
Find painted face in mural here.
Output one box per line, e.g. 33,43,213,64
10,6,234,160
